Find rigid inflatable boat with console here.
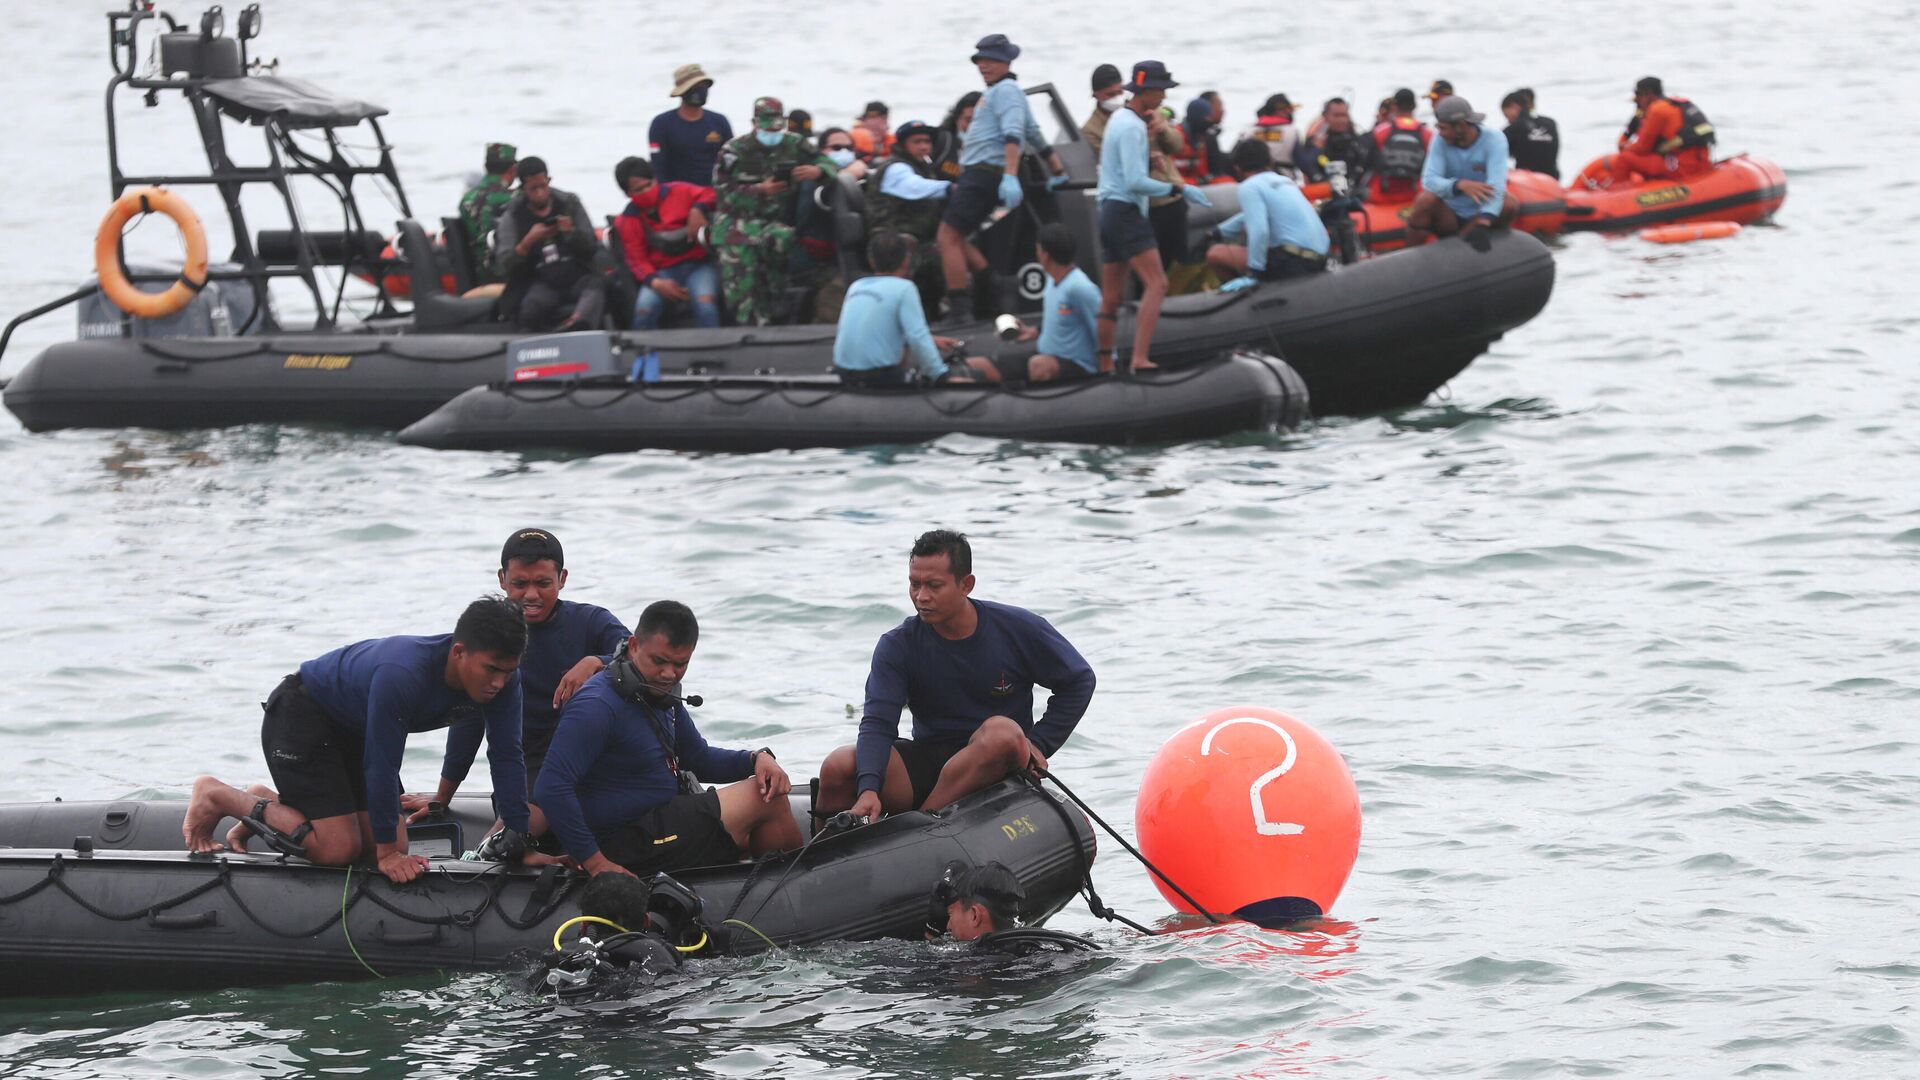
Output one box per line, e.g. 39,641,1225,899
0,777,1095,997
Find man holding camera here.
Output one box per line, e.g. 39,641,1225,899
493,156,607,331
712,97,840,326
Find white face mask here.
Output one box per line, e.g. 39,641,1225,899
1099,96,1124,113
826,148,856,167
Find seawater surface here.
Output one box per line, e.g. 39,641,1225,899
1,1,1917,1076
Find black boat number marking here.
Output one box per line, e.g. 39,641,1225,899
1201,717,1305,837
1001,815,1038,840
1017,263,1045,301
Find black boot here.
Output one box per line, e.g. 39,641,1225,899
940,289,974,325
970,270,998,320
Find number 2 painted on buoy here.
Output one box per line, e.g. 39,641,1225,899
1201,717,1304,837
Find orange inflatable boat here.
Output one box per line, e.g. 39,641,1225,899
1308,169,1566,253
1563,155,1786,232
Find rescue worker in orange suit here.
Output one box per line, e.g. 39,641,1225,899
1576,76,1716,189
1368,88,1432,202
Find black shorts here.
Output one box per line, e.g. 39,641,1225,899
597,789,740,875
941,167,1002,236
1149,198,1190,263
1099,200,1158,264
260,674,368,822
1255,248,1329,281
896,735,973,809
994,351,1097,382
835,365,910,388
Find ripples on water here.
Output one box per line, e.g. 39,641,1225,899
3,0,1918,1075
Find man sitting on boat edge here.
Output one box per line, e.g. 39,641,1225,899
833,233,974,386
814,529,1096,825
531,601,802,877
182,596,532,884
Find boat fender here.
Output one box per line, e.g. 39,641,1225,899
94,187,210,319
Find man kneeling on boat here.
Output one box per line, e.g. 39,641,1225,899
833,232,977,386
182,596,532,884
1405,96,1516,250
815,529,1096,824
532,601,802,877
1206,139,1331,291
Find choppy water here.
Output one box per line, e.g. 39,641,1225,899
3,1,1918,1076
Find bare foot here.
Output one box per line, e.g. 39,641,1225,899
183,775,234,853
1132,359,1160,372
225,819,252,853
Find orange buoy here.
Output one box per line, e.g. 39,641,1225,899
94,187,209,319
1136,706,1361,923
1640,221,1742,244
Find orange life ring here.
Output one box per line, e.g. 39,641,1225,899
94,187,210,318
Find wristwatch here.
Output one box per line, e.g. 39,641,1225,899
748,747,775,769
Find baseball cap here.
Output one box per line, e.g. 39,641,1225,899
1433,95,1485,125
501,528,564,570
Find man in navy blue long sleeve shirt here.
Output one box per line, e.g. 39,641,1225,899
533,601,801,877
183,596,532,884
489,529,628,783
816,530,1096,822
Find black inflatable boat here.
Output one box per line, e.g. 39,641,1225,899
0,4,1554,437
397,351,1307,453
6,230,1551,433
0,778,1095,997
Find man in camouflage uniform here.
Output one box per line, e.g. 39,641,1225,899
712,97,838,325
457,142,518,286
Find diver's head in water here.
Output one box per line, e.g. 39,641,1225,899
944,862,1026,941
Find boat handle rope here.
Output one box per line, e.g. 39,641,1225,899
0,852,580,940
1021,765,1224,931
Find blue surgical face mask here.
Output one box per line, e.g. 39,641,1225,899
826,148,856,167
755,129,785,148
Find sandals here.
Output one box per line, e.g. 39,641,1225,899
242,798,312,859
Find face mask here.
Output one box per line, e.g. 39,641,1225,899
681,87,707,107
1099,96,1124,113
755,129,785,148
826,148,856,167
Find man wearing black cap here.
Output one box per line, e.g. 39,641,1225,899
1427,79,1454,112
1096,60,1209,374
865,120,954,310
491,529,629,790
934,33,1067,323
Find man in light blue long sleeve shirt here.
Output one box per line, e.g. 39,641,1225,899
1098,61,1206,375
936,34,1066,323
834,232,974,386
1407,95,1517,248
1207,140,1331,289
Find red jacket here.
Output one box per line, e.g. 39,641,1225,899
613,181,716,282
